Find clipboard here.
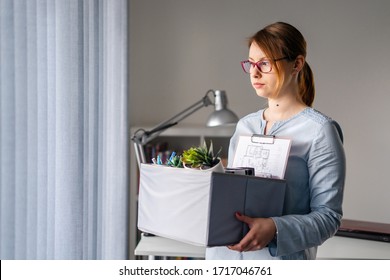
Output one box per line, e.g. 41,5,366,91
232,134,291,179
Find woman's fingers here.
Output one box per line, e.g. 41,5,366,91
227,217,276,252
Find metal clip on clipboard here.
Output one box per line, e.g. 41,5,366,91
251,134,275,144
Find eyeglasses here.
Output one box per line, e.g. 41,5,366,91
240,57,289,74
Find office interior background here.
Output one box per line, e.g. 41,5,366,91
0,0,389,260
130,0,390,224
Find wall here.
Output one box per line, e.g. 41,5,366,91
129,0,390,223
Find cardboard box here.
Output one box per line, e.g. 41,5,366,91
138,162,224,246
137,162,286,247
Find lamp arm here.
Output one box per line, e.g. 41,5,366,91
131,90,214,166
146,98,207,137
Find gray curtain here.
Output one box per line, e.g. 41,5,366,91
0,0,129,259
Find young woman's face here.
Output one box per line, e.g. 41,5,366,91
247,43,279,99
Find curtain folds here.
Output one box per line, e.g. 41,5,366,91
0,0,129,259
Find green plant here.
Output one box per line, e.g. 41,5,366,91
167,154,183,168
182,141,221,169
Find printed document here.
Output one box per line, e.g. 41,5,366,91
232,135,291,179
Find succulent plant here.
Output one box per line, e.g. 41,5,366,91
167,154,183,168
182,141,221,169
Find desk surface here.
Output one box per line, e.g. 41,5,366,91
135,234,390,259
135,234,206,258
317,235,390,259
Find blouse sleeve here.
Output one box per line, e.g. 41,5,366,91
269,120,346,258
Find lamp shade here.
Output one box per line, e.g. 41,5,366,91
206,90,239,127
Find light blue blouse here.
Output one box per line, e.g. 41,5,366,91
206,107,346,260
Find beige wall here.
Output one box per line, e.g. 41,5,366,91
130,0,390,223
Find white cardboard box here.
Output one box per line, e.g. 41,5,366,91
137,162,224,246
137,162,286,247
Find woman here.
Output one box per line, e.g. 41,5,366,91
206,22,346,260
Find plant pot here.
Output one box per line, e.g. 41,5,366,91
183,158,224,173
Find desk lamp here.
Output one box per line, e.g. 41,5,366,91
131,89,238,167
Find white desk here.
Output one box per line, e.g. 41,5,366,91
135,234,390,260
135,234,206,259
317,235,390,259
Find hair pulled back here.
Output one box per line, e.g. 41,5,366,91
248,22,315,107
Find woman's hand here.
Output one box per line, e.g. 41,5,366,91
228,212,277,252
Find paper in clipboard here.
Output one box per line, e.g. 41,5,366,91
232,135,291,179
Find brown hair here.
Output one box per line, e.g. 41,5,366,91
248,22,315,107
